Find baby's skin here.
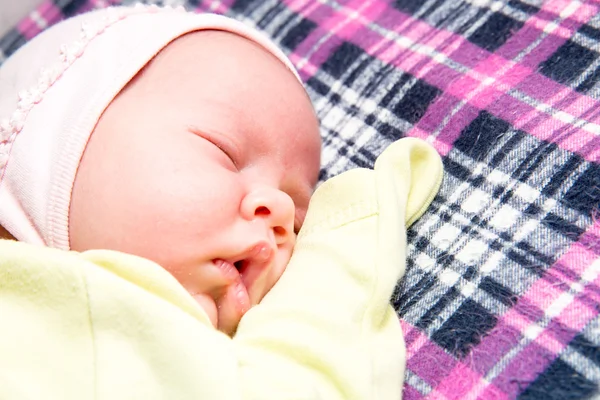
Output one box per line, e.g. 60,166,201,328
68,30,322,335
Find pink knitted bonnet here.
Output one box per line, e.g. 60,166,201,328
0,4,301,249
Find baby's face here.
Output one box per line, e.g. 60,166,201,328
69,30,321,335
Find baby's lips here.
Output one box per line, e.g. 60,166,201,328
247,241,272,263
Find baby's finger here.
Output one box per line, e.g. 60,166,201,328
217,281,250,336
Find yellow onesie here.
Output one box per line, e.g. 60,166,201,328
0,137,442,400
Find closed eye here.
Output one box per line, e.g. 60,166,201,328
211,140,236,167
188,126,238,169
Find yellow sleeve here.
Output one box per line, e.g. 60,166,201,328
0,137,442,400
233,137,443,399
0,241,241,399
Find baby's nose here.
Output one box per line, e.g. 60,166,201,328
241,187,295,245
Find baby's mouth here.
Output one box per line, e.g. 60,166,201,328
234,260,244,271
211,241,274,305
231,242,273,302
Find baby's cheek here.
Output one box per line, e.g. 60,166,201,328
264,246,293,297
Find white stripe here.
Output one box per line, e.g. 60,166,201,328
30,10,48,30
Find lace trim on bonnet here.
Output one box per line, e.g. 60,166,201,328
0,3,186,180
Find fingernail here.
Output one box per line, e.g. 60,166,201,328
237,282,250,313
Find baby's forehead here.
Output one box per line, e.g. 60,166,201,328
132,29,301,95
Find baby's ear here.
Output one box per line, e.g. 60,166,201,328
374,137,443,227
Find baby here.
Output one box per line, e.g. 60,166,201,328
0,4,443,399
0,4,321,336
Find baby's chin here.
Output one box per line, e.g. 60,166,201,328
192,293,219,328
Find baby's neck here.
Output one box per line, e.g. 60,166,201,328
0,225,16,241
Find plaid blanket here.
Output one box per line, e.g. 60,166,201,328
2,0,599,399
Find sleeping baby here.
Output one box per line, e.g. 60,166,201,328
0,4,443,399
